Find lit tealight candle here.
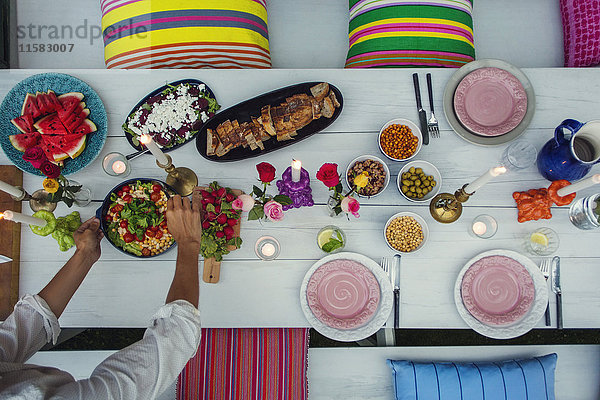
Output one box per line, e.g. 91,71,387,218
1,210,46,227
0,180,25,199
112,160,127,174
465,166,507,194
291,159,302,182
139,134,169,165
469,215,498,239
261,243,276,257
472,221,487,236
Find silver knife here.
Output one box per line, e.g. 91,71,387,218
0,255,12,263
412,73,429,145
551,256,562,329
393,254,401,329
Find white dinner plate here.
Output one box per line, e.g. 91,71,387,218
454,249,548,339
300,252,393,342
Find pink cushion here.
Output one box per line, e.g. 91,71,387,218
560,0,600,67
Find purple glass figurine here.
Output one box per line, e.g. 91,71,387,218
276,166,314,210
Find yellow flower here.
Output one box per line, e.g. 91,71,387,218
353,171,370,189
43,178,59,194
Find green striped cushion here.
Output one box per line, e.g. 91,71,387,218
346,0,475,68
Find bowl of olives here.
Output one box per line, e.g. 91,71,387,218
397,160,442,203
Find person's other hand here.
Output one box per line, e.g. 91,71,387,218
74,217,104,263
166,191,202,252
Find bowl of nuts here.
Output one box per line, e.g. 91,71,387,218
378,119,422,162
384,212,428,253
345,155,391,197
397,160,442,203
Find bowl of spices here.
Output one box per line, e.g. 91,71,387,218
384,212,428,253
345,155,390,197
378,119,422,162
397,160,442,203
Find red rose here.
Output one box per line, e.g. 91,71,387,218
22,146,47,169
39,159,61,179
316,163,340,188
256,162,276,183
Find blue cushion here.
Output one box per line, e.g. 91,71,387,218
387,353,557,400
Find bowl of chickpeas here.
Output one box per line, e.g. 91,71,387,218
397,160,442,203
378,119,422,162
384,212,429,253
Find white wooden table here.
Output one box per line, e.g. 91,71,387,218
1,68,599,330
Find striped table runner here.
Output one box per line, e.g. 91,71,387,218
101,0,271,69
346,0,475,68
177,328,309,400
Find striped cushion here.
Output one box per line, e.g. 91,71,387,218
177,328,309,400
101,0,271,69
346,0,475,68
388,353,557,400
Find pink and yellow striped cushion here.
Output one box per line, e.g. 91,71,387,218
101,0,271,69
177,328,309,400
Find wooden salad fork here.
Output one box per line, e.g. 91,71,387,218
426,73,440,138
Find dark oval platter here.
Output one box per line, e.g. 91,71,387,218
195,81,343,162
123,79,218,155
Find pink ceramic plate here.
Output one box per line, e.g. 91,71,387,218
461,255,535,326
306,259,381,330
453,67,527,137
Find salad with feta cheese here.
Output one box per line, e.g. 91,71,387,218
123,81,219,150
105,180,175,257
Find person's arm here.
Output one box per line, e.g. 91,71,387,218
38,217,103,318
165,191,202,307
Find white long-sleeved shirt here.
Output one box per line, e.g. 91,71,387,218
0,294,202,399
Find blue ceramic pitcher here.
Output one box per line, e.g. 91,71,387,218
537,119,600,181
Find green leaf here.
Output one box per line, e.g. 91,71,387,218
321,239,343,253
273,195,293,206
141,103,152,111
206,203,215,213
248,205,264,221
336,231,343,241
253,185,263,197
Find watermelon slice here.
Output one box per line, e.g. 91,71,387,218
46,90,62,112
35,92,51,115
9,132,41,152
21,93,41,119
71,119,97,135
10,114,35,134
58,92,84,114
60,108,86,133
34,113,68,135
40,135,69,162
57,101,85,123
57,133,86,159
78,108,90,119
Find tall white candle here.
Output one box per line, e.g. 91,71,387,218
465,166,507,194
291,159,302,182
2,210,46,226
0,180,24,198
556,174,600,197
139,134,169,165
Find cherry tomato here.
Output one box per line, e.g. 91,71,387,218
117,190,124,197
122,185,132,192
111,204,124,213
119,220,128,228
123,194,133,203
123,233,135,243
150,225,159,232
150,192,161,202
155,230,163,239
145,228,155,238
152,184,162,193
160,220,168,229
142,248,151,257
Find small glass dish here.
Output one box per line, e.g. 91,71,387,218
522,227,559,256
102,152,131,177
469,214,498,239
317,225,346,253
255,236,281,261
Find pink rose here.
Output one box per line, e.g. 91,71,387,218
263,200,284,221
232,194,255,212
22,146,47,169
341,196,360,218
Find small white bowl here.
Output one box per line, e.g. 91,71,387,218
345,155,391,197
397,160,442,203
384,212,429,253
378,118,422,162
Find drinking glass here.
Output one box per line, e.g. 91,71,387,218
569,193,600,230
522,227,559,256
500,141,537,171
317,225,346,253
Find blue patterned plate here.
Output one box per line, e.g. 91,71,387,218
0,73,108,176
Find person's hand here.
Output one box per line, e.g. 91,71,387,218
73,217,103,263
166,191,202,252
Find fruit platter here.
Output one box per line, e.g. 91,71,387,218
96,179,176,258
122,79,219,154
0,73,107,175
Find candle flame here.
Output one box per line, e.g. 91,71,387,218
492,166,507,176
139,134,152,145
292,159,302,168
0,213,3,220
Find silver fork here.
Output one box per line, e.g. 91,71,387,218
426,73,440,138
380,257,393,327
539,257,552,326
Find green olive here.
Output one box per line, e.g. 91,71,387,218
415,179,421,186
415,168,423,174
401,185,409,193
410,175,417,181
409,167,415,173
431,181,437,187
